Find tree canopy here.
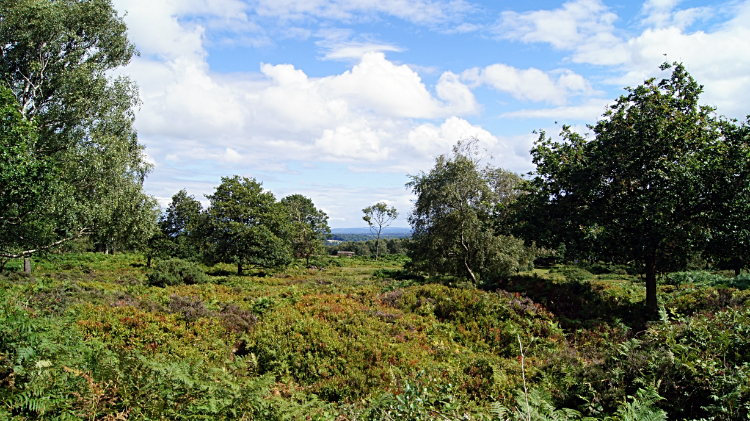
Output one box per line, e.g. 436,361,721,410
205,176,291,275
0,0,155,259
406,139,529,284
362,202,398,261
281,194,330,266
519,62,749,312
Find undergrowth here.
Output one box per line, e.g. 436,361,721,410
1,255,748,419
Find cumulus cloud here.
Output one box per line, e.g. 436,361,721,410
461,64,596,105
117,0,484,176
493,0,627,65
492,0,750,118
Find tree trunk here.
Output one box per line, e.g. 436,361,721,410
147,253,152,268
645,254,657,314
237,261,243,276
24,258,31,274
375,231,381,261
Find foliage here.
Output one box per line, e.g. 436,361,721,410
0,0,157,258
3,251,750,419
362,202,399,261
327,238,409,258
205,176,292,275
519,62,743,313
154,189,205,262
282,194,331,266
0,86,56,269
406,139,530,284
147,258,210,287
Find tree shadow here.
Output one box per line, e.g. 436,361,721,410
206,268,232,277
485,274,650,331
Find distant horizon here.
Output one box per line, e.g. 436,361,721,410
330,227,412,232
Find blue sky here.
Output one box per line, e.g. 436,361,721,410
111,0,750,227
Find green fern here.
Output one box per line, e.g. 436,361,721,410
606,387,667,421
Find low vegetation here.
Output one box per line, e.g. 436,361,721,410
1,252,748,420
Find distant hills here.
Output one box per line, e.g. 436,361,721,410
328,227,411,242
330,227,411,235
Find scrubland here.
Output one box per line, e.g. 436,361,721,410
2,253,749,420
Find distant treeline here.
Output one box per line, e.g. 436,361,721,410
329,233,410,242
326,238,407,257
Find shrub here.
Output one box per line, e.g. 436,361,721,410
661,270,726,286
549,266,595,282
730,273,750,290
147,258,209,287
168,295,212,322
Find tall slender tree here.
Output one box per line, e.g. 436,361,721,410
0,0,155,260
362,202,398,261
281,194,330,266
407,139,528,283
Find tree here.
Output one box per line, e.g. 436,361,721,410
362,202,398,261
521,63,733,313
406,139,528,283
281,194,330,266
205,176,291,276
0,86,57,270
0,0,154,261
702,118,750,275
159,189,205,259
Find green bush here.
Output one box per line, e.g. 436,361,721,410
550,266,595,282
147,258,209,287
730,273,750,290
662,270,727,286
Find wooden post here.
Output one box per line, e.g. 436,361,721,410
24,258,31,274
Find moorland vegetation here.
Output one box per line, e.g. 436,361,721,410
2,0,750,420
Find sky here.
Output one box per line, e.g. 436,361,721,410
110,0,750,228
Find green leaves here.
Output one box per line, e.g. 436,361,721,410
282,194,331,266
406,138,529,283
0,0,156,260
362,202,398,261
205,176,292,274
522,62,739,312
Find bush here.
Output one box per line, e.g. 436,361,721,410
550,266,595,282
147,258,209,287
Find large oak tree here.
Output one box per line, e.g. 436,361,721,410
520,63,746,313
205,176,291,275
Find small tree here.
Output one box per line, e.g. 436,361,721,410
362,202,398,261
204,176,291,276
281,194,331,266
406,139,528,283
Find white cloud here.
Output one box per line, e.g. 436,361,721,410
492,0,750,119
315,28,404,60
500,98,612,121
640,0,712,30
461,64,596,105
493,0,627,65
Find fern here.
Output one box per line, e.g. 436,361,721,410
606,387,667,421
